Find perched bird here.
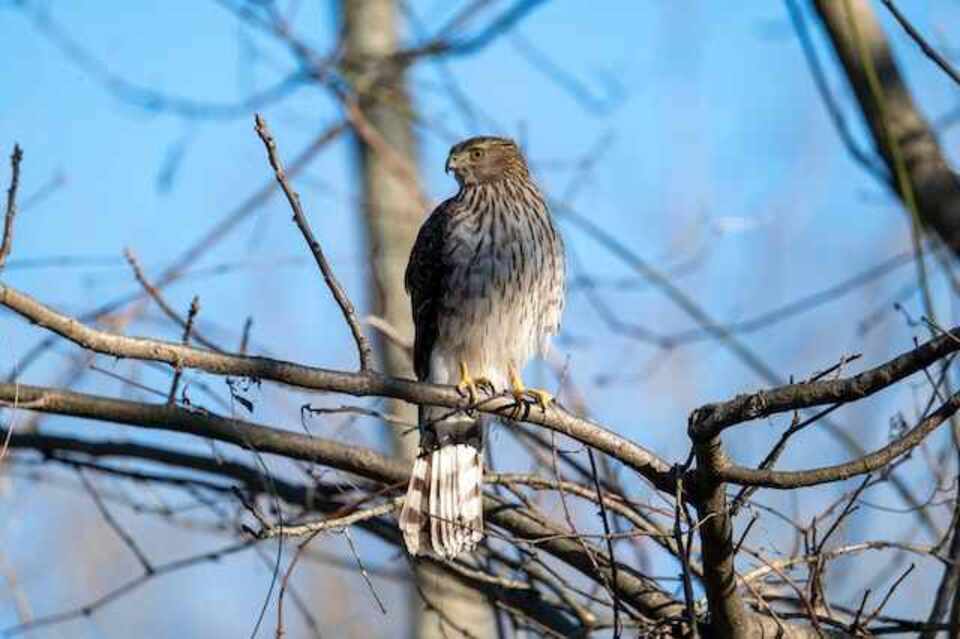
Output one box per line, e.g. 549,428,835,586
399,136,566,558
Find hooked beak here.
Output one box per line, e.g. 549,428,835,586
445,154,458,174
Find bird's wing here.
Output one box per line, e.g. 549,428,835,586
406,198,452,381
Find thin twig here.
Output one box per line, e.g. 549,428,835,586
77,468,154,574
257,498,401,539
342,528,387,614
587,447,622,638
275,529,322,639
879,0,960,87
239,316,253,355
0,145,24,270
123,249,219,351
168,296,199,403
863,563,916,628
253,114,374,372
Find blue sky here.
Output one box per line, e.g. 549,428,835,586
3,1,960,636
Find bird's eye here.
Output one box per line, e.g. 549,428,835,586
469,148,484,160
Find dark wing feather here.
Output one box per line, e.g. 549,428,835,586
406,199,452,381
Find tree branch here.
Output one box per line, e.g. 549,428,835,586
0,382,406,483
878,0,960,87
715,390,960,488
0,381,683,625
814,0,960,255
0,144,24,270
693,438,751,638
252,114,375,372
689,325,960,440
0,282,677,492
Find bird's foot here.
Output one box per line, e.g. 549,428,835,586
520,388,553,412
508,365,552,414
456,361,494,405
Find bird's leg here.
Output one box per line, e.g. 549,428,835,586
508,363,553,412
456,361,494,405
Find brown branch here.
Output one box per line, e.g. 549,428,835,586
258,499,402,539
0,144,24,270
0,283,677,492
814,0,960,255
0,381,682,625
689,325,960,440
0,382,406,484
123,249,219,352
252,114,374,372
693,438,751,639
11,447,579,634
168,295,199,403
715,390,960,488
0,430,334,508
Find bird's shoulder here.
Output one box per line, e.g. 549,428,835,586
405,196,460,295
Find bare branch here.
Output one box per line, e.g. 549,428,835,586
879,0,960,87
0,283,677,491
253,114,375,372
123,249,219,352
0,381,406,484
693,438,750,638
0,144,24,270
716,390,960,488
76,468,154,574
814,0,960,255
689,326,960,440
258,499,402,539
0,381,684,625
168,295,199,403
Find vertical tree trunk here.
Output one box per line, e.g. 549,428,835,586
339,2,496,636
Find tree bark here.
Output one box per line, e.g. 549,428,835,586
814,0,960,255
339,2,497,636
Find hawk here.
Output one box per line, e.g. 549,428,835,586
399,136,566,558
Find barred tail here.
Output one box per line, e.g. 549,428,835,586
399,444,484,558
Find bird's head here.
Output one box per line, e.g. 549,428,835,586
445,136,529,187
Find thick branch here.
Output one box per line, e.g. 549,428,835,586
0,381,405,483
0,381,683,624
1,430,581,636
693,439,750,639
0,283,676,492
814,0,960,254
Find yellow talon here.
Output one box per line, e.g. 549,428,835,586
456,361,493,405
508,364,553,412
525,388,553,411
